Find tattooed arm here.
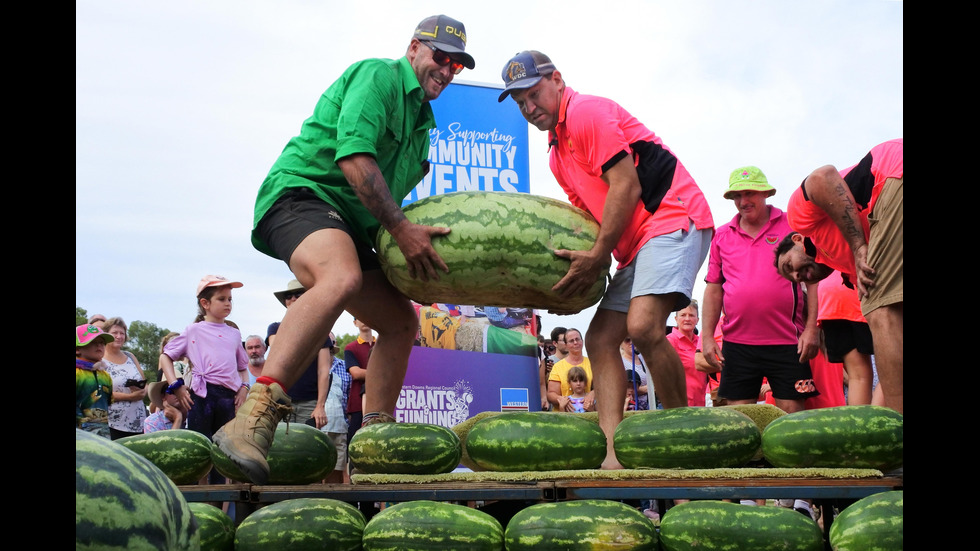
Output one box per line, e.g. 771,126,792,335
802,165,874,298
337,153,450,281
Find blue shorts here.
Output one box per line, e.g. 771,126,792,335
599,221,711,313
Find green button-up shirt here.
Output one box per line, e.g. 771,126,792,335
253,56,435,255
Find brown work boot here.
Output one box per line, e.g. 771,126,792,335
360,411,396,427
213,382,292,484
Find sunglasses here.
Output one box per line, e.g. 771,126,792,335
283,291,304,300
545,345,557,352
421,41,465,75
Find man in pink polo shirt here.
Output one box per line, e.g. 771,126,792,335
498,51,714,470
702,166,820,413
775,138,903,413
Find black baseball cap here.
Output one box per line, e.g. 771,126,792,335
414,14,475,69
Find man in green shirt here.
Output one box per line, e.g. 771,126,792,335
215,14,475,484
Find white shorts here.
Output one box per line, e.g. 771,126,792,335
598,221,711,313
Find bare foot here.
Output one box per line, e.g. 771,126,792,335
600,455,624,470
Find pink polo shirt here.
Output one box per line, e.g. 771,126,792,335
787,139,903,280
548,87,713,269
667,327,706,406
705,206,806,345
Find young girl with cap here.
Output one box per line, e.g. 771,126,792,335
159,275,250,483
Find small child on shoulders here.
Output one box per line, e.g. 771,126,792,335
143,380,188,433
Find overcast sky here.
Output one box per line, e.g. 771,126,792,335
76,0,903,343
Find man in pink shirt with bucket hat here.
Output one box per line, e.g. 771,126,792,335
702,166,820,414
499,50,714,469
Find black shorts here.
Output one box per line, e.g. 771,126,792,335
820,320,874,363
717,341,818,401
255,188,380,271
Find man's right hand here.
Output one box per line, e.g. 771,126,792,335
390,220,450,281
700,339,724,372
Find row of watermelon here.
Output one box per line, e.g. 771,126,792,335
77,428,901,550
351,405,903,475
108,405,903,487
192,492,904,551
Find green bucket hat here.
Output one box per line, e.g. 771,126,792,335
724,166,776,200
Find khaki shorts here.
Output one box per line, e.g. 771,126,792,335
862,177,903,316
326,431,348,471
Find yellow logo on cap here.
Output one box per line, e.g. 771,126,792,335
506,61,527,82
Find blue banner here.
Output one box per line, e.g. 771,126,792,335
405,81,530,205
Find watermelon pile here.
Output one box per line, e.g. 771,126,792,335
376,191,609,311
76,429,200,550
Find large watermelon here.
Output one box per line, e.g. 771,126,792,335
829,490,903,551
117,429,213,485
348,422,462,474
376,191,609,311
659,500,823,551
761,405,903,470
504,499,658,550
614,407,762,469
465,411,607,471
188,502,235,551
234,498,365,551
211,423,337,484
362,500,504,551
76,429,200,550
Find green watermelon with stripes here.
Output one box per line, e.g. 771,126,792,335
349,422,461,474
614,407,762,469
235,498,365,551
465,411,606,471
211,423,337,484
505,499,658,550
362,500,503,551
659,500,823,551
188,502,235,551
76,429,200,550
829,490,903,551
116,429,213,485
376,191,608,311
761,405,903,470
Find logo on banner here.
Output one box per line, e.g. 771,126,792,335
500,388,530,411
395,380,474,427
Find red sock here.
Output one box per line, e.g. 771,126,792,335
256,376,287,390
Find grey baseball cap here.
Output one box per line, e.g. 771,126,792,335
498,50,556,102
414,14,475,69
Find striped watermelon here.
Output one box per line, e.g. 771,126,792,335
504,499,658,550
465,411,606,471
376,191,608,311
211,423,337,484
614,407,762,469
116,429,213,485
659,500,823,551
76,429,200,550
188,502,235,551
761,405,903,470
349,422,462,475
362,500,504,551
829,490,903,551
235,498,365,551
